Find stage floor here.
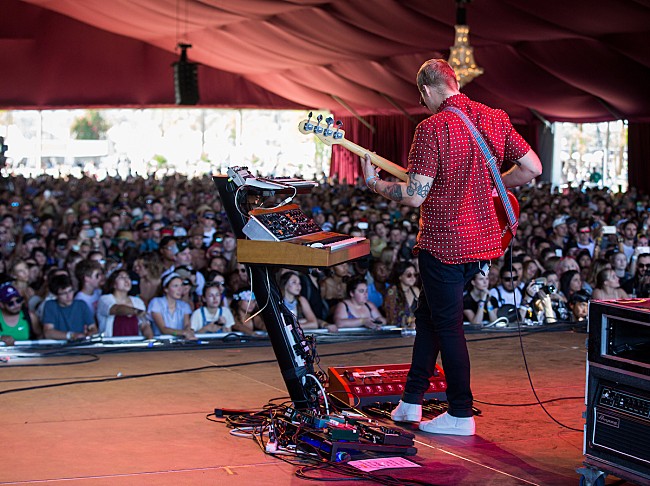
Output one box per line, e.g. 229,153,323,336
0,329,623,485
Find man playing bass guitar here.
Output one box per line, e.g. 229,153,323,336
362,59,542,436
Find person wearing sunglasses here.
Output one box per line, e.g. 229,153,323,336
621,252,650,298
384,262,421,329
489,265,524,308
0,282,41,345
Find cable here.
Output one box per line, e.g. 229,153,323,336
508,243,583,432
262,184,297,210
474,395,583,407
305,373,329,415
0,352,99,367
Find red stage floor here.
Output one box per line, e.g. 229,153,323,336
0,329,625,485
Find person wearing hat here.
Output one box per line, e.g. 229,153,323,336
134,220,157,253
568,290,590,322
161,239,206,297
53,235,71,268
0,282,41,345
549,215,569,256
200,211,218,248
19,233,42,260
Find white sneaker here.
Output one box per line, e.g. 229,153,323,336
390,400,422,423
418,412,475,436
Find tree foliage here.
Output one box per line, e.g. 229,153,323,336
71,110,110,140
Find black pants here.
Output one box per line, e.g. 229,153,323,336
402,250,484,418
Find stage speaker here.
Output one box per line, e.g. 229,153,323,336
173,44,199,105
583,300,650,484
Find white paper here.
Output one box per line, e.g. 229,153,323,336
348,456,421,472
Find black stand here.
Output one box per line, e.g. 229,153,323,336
213,175,318,410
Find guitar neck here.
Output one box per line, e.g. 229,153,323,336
337,139,409,182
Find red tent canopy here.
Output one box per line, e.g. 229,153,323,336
2,0,649,124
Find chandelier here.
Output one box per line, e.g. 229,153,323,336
447,0,483,88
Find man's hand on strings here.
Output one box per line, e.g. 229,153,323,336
361,153,381,189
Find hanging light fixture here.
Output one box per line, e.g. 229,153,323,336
447,0,483,88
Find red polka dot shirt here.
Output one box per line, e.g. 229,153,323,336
408,94,530,264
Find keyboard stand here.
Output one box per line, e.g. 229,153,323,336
216,174,361,411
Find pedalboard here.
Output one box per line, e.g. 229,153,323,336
328,363,447,406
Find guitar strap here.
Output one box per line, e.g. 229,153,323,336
444,106,518,237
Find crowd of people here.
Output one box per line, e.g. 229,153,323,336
0,172,649,345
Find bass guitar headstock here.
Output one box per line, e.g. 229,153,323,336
298,112,346,146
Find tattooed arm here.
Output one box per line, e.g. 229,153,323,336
361,153,433,208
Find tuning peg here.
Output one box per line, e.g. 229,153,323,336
334,120,344,139
324,117,334,137
303,111,314,131
314,114,324,134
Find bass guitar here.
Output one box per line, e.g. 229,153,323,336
298,113,519,250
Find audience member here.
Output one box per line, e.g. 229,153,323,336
2,172,648,339
610,251,632,282
569,290,590,322
9,259,35,303
333,276,386,330
384,262,421,328
230,288,265,335
587,258,612,288
592,269,629,300
618,220,638,261
320,263,351,311
97,269,153,338
622,252,650,298
148,273,194,338
74,259,104,316
0,282,41,344
559,270,584,301
42,274,97,340
366,260,390,309
299,268,329,323
279,271,319,330
190,280,234,333
132,253,164,306
576,222,596,256
463,272,498,326
519,278,557,324
490,265,524,307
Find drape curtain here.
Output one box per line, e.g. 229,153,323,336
628,123,650,195
329,114,426,183
329,115,542,182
